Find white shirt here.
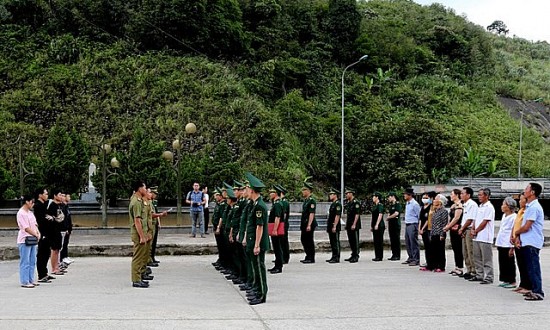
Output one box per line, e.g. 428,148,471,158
462,199,478,228
474,201,495,243
495,213,516,248
204,193,210,209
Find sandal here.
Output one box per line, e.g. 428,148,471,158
524,293,544,301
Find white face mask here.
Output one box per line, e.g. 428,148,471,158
421,198,430,204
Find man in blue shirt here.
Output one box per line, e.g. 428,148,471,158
186,182,206,238
516,182,545,301
402,188,421,266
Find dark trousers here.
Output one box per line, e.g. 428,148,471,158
300,228,315,261
282,225,290,263
36,236,51,279
497,247,516,283
246,247,255,285
430,235,446,270
219,233,231,269
372,228,385,260
388,220,401,259
328,231,340,261
237,242,247,280
405,223,419,262
252,250,267,300
346,229,360,258
271,235,284,269
230,241,242,277
204,208,210,233
515,247,532,290
60,232,71,260
214,229,222,262
150,221,159,261
523,246,544,297
422,230,432,268
449,229,463,268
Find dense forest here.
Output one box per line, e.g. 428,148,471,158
0,0,549,200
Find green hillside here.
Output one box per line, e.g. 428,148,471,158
0,0,549,200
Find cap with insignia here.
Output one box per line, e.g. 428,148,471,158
345,187,355,194
245,172,265,192
150,186,159,194
269,187,277,193
244,180,250,188
233,180,245,190
223,181,233,190
302,182,313,191
373,191,382,199
328,188,340,195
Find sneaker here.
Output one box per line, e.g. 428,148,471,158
62,258,74,265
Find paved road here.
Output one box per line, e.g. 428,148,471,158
1,249,549,329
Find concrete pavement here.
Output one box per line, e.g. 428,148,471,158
1,249,549,329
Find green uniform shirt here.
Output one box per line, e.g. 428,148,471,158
225,203,235,235
327,200,342,233
219,201,229,231
238,199,252,243
212,201,221,227
371,203,385,229
281,196,290,230
388,202,402,226
269,199,283,224
129,194,146,234
247,196,269,251
345,199,361,230
300,197,317,231
230,203,241,240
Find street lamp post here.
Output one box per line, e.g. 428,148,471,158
100,143,120,228
11,135,34,198
163,123,197,226
341,55,368,207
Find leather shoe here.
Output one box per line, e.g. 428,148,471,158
268,267,278,272
372,258,382,262
328,259,339,263
248,298,266,305
233,279,244,285
269,268,282,274
401,260,411,264
408,262,419,266
301,259,314,264
226,275,238,280
388,257,400,261
132,281,149,288
142,275,154,281
349,258,358,263
344,257,353,262
148,262,159,267
246,293,258,299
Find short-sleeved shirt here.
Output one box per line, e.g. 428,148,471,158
281,197,290,230
17,208,37,244
496,213,517,248
129,194,146,234
371,203,385,229
462,199,478,228
387,202,402,226
300,197,317,231
327,200,342,232
404,199,420,224
520,199,545,249
269,200,283,224
345,199,361,230
143,200,153,234
187,191,204,212
212,201,222,227
474,201,495,243
238,199,252,243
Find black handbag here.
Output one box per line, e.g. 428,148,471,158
24,236,38,246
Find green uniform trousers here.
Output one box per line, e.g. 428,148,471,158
252,250,268,300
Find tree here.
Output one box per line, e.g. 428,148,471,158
487,20,509,35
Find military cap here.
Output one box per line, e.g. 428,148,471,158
345,187,355,194
388,191,397,198
275,184,288,194
244,180,250,188
328,188,340,195
268,187,277,193
226,188,237,199
149,186,159,194
302,182,313,191
223,181,233,190
245,172,265,192
215,187,223,195
233,180,245,189
373,191,382,199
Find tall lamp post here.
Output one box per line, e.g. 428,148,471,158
10,135,34,198
162,122,197,226
100,143,120,228
341,55,368,207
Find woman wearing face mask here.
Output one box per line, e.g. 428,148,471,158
419,192,436,269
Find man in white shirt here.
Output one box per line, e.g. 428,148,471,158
469,188,495,284
458,187,477,280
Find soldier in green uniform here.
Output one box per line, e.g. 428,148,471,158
211,188,224,268
326,188,342,263
216,186,231,273
244,172,268,305
268,187,284,274
129,181,149,288
238,181,254,292
233,181,248,284
371,192,385,262
148,187,167,267
224,187,241,281
300,182,317,264
222,187,237,278
386,192,402,261
276,185,291,264
344,188,361,263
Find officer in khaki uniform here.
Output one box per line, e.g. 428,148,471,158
141,190,154,281
386,192,402,261
275,185,290,264
326,188,342,263
344,188,361,263
129,181,149,288
244,172,268,305
300,182,317,264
